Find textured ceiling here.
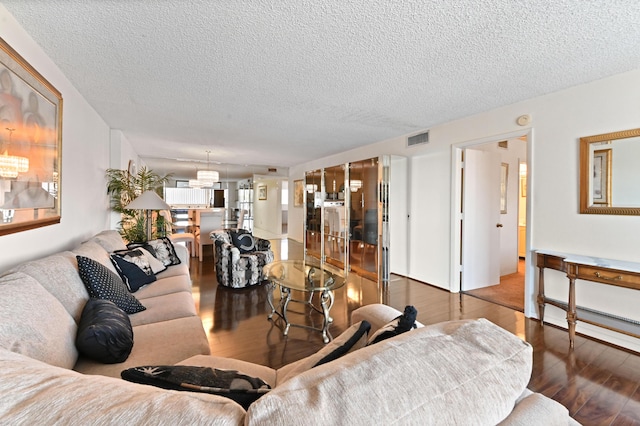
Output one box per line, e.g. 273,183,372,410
3,0,640,180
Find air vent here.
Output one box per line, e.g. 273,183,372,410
408,131,429,147
268,168,277,173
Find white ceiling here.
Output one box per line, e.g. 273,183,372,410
3,0,640,181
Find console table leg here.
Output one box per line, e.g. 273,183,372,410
537,266,546,326
567,277,576,348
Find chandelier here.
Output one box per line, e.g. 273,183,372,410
196,150,219,187
188,178,204,189
349,179,362,192
0,128,29,178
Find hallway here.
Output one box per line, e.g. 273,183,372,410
464,258,525,312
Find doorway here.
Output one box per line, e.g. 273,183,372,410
454,136,528,312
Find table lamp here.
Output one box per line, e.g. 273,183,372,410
125,190,170,241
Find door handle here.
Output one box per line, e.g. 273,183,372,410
496,223,503,228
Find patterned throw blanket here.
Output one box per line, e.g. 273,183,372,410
122,365,271,409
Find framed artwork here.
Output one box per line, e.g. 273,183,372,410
258,184,267,200
293,179,303,207
0,38,63,236
500,163,508,214
592,148,611,205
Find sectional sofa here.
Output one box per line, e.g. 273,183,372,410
0,230,577,424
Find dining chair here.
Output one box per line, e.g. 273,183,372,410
194,209,225,261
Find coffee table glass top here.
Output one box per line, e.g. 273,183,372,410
263,259,346,292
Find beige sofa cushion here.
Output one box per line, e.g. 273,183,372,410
0,272,78,369
248,318,532,425
134,274,192,299
130,291,197,326
73,240,119,275
0,348,246,425
89,229,128,252
9,250,89,323
74,316,210,377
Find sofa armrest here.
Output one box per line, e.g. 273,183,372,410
351,304,424,334
498,391,572,425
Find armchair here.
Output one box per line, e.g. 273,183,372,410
210,229,274,289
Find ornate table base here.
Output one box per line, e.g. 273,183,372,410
267,282,335,343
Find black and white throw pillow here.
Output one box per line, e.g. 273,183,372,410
110,249,157,292
121,365,271,409
230,231,256,254
367,305,418,345
145,237,181,266
76,298,134,364
76,255,146,314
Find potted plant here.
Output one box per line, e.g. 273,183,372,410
106,166,171,243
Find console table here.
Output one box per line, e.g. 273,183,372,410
536,250,640,348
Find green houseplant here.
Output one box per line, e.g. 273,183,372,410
106,166,171,243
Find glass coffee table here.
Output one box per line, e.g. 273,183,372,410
263,259,346,343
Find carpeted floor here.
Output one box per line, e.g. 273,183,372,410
464,259,524,312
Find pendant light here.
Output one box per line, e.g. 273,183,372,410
197,150,219,187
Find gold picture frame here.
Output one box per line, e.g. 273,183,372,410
293,179,303,207
500,163,508,214
591,148,611,205
0,38,63,236
258,184,267,200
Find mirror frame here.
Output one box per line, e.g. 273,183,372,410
580,128,640,215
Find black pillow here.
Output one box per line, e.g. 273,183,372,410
121,365,271,410
110,249,157,292
230,231,256,253
76,298,134,364
367,305,418,345
76,255,146,314
314,320,371,367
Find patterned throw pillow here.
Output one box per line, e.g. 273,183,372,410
229,231,256,254
121,365,271,409
110,249,157,292
146,238,181,266
76,256,146,314
135,247,167,274
367,305,417,345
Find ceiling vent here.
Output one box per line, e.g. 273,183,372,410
407,131,429,147
268,168,277,173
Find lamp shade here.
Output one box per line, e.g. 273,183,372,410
125,190,170,210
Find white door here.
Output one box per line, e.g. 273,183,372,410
462,149,501,290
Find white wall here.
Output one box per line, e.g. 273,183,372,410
290,69,640,352
0,5,112,272
253,176,283,237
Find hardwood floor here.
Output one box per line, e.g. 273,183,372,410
189,239,640,426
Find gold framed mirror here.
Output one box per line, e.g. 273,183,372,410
580,128,640,215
